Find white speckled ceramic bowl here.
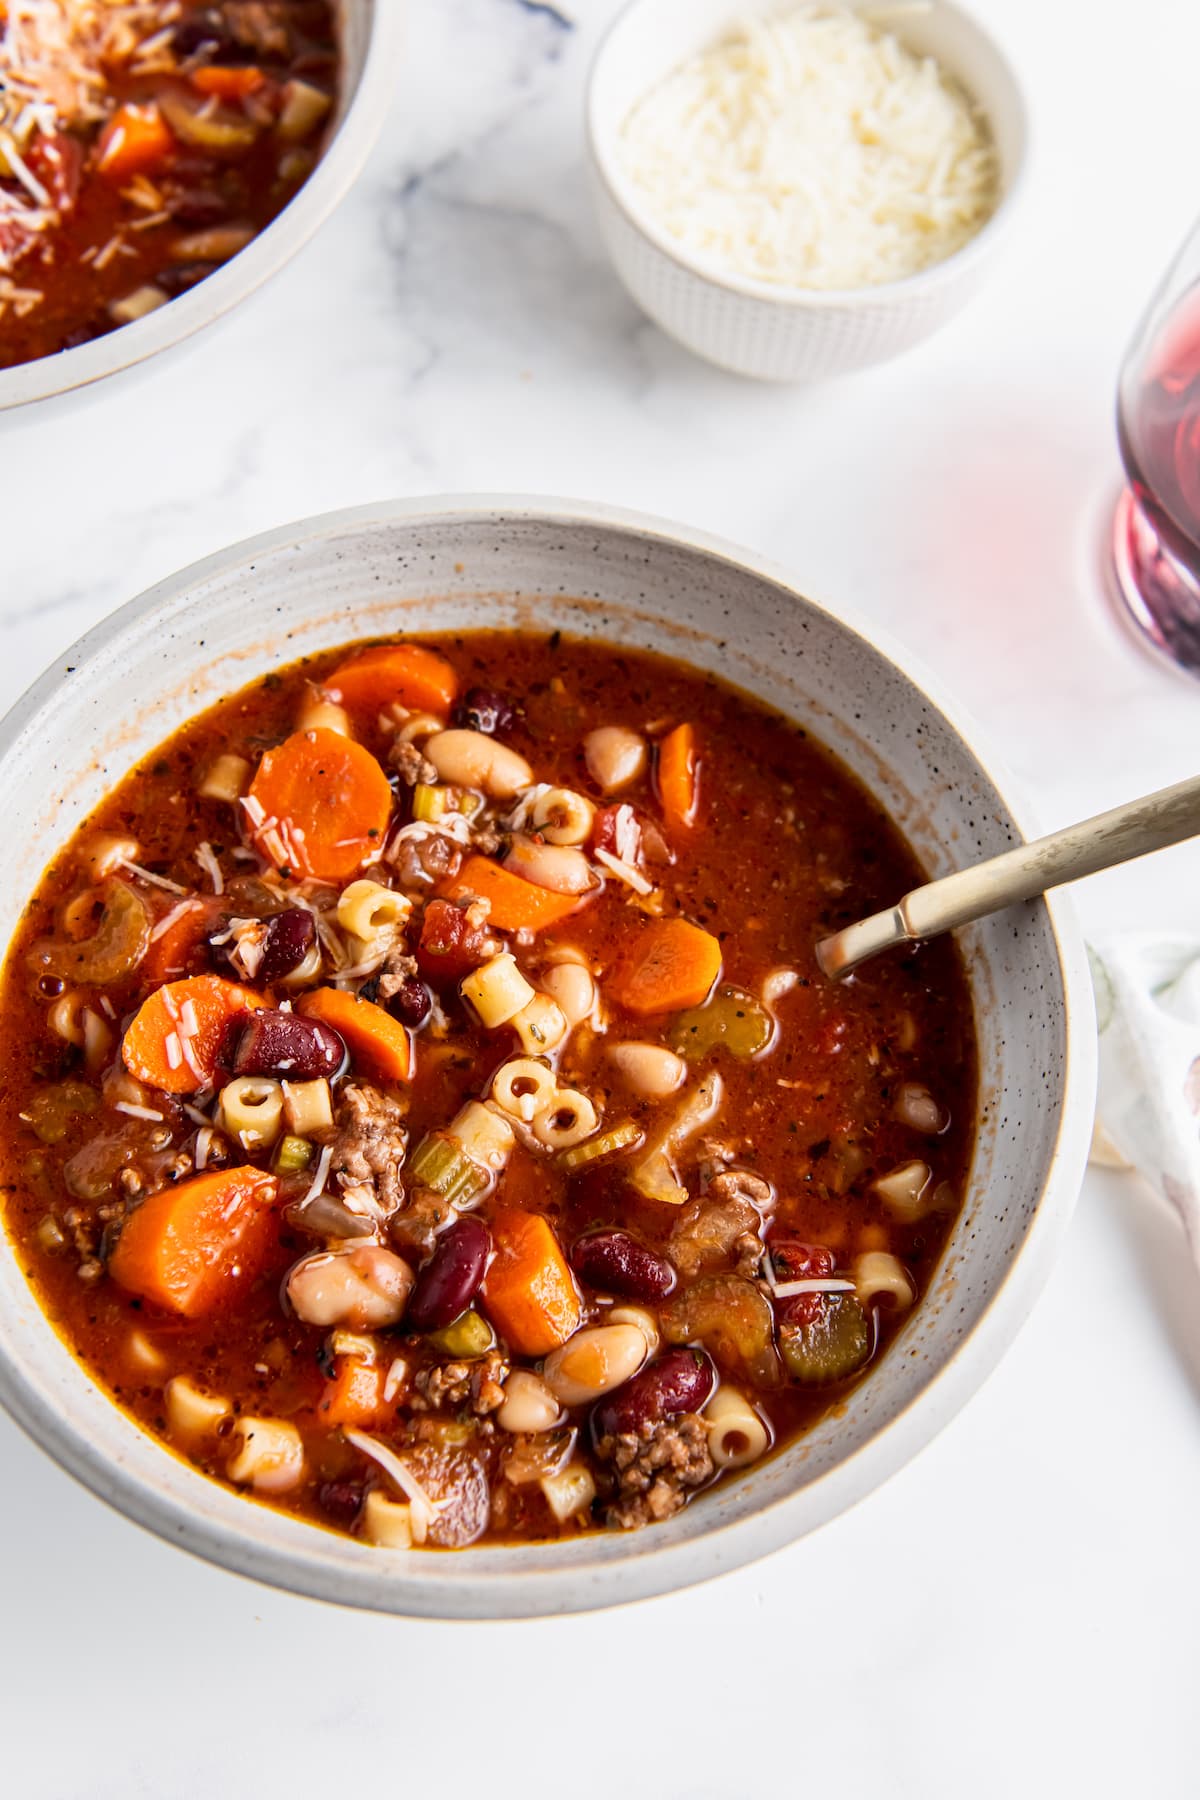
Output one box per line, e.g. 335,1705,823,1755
0,0,400,413
0,498,1094,1617
587,0,1028,382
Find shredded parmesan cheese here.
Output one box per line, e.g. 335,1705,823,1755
343,1429,441,1543
113,1100,164,1121
594,846,654,895
772,1277,857,1298
620,3,997,291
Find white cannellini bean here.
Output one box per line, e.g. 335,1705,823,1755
854,1251,916,1310
583,726,647,794
497,1369,563,1434
530,787,596,846
424,729,533,798
504,837,595,895
226,1417,306,1494
541,1324,649,1406
285,1245,415,1329
893,1081,947,1134
78,833,140,882
541,960,596,1027
608,1041,686,1097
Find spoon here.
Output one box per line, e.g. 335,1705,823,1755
817,770,1200,980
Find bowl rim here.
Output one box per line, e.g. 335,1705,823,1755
0,0,403,413
586,0,1030,310
0,495,1096,1617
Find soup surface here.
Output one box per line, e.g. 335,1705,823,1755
0,631,976,1550
0,1,338,369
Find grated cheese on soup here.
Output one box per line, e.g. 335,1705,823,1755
619,4,998,291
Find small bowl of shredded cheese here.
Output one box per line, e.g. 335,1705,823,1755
587,0,1027,381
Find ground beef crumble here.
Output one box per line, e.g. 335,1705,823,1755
595,1414,714,1529
388,739,438,787
414,1349,507,1415
374,943,419,1004
328,1083,408,1217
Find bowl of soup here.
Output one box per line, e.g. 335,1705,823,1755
0,0,400,411
0,498,1095,1615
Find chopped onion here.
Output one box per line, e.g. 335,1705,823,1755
874,1159,932,1216
894,1082,947,1134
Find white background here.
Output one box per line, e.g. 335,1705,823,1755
4,1,1200,1793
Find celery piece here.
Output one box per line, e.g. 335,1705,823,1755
407,1132,489,1207
669,986,774,1061
274,1134,313,1174
428,1309,495,1358
778,1294,871,1385
558,1119,643,1172
412,784,447,824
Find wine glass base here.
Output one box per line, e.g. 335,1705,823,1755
1109,487,1200,678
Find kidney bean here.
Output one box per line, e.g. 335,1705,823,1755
156,261,219,298
317,1480,364,1526
571,1228,677,1301
451,687,515,736
591,1346,715,1441
232,1009,345,1081
168,191,230,229
259,909,317,983
388,975,432,1030
407,1216,491,1333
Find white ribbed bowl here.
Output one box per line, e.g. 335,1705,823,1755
0,0,400,414
587,0,1028,382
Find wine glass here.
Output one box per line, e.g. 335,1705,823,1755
1112,219,1200,676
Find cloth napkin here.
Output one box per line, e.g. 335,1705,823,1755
1091,937,1200,1262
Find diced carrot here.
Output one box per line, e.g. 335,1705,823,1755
122,973,266,1093
297,986,411,1082
449,854,584,933
191,65,265,99
246,727,392,883
656,723,699,828
609,917,723,1016
482,1209,581,1356
96,103,175,180
319,1357,388,1428
141,900,220,984
109,1166,279,1318
324,644,458,720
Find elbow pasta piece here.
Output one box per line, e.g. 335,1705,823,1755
362,1489,413,1548
296,685,352,737
461,953,535,1029
166,1375,232,1442
704,1387,771,1470
227,1417,306,1494
281,1077,333,1137
530,787,596,846
449,1100,516,1172
854,1251,916,1310
510,993,568,1055
218,1076,285,1148
197,753,252,804
48,990,88,1047
336,879,413,938
531,1089,598,1150
490,1058,559,1123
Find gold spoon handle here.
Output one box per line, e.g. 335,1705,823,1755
817,770,1200,979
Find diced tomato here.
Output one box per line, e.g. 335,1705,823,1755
768,1235,836,1325
26,132,83,212
416,898,500,986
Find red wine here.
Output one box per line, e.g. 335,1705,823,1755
1115,285,1200,668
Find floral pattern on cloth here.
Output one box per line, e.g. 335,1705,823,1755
1091,938,1200,1264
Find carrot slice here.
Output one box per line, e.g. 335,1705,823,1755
122,973,266,1093
246,727,392,882
97,103,174,180
324,644,458,719
657,723,699,828
450,855,584,933
109,1167,279,1318
609,918,723,1016
297,986,411,1082
191,65,265,99
319,1358,389,1428
140,900,220,985
483,1210,581,1356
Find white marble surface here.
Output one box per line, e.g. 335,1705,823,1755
4,0,1200,1793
